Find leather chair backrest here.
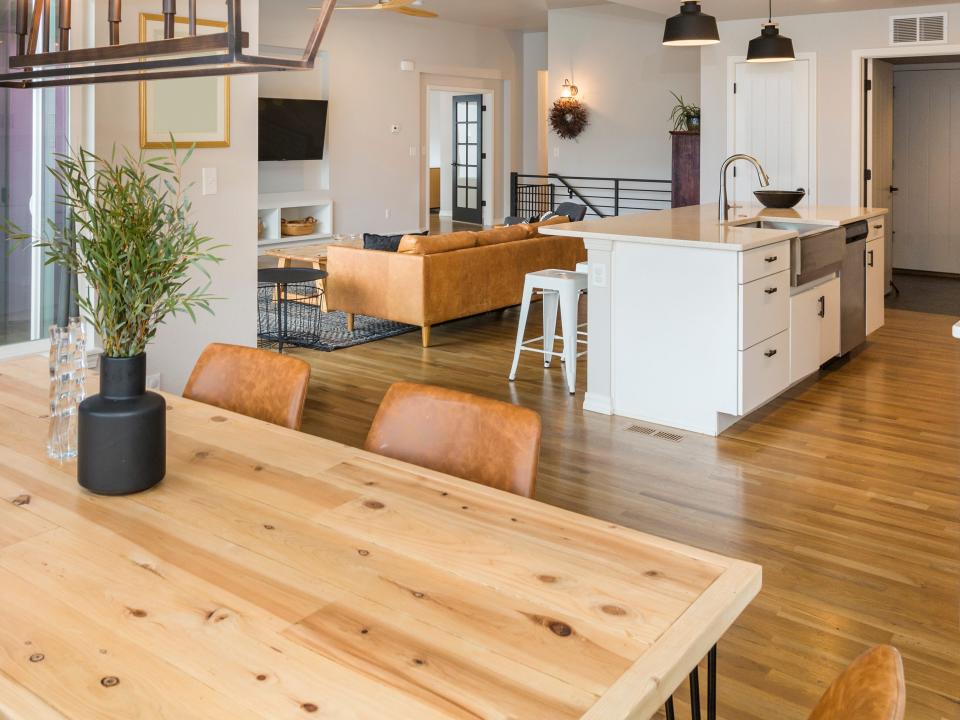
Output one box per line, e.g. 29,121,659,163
364,382,542,498
808,646,905,720
183,343,311,431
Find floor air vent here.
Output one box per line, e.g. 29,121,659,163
625,425,684,442
654,431,684,443
890,13,947,45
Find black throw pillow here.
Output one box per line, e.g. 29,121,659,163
363,230,428,252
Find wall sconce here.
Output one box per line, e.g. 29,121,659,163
560,78,579,99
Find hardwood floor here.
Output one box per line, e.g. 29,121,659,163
290,307,960,720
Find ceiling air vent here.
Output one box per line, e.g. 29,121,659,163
890,13,947,45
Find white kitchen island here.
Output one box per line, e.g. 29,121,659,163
541,203,888,436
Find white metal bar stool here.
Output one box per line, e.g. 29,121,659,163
509,269,588,394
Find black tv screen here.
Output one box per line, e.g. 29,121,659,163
259,98,328,161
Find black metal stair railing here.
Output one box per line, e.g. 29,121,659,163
510,172,672,221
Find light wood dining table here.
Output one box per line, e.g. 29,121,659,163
0,355,761,720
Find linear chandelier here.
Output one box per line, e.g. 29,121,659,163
0,0,336,89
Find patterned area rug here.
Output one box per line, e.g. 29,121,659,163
258,287,417,352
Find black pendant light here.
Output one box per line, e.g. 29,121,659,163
747,0,795,62
663,2,719,47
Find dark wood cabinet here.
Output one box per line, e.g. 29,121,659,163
671,131,700,208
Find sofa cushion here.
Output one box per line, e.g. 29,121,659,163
528,215,571,236
364,230,426,252
398,231,479,255
476,225,531,247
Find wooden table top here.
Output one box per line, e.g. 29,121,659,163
266,239,363,265
0,355,761,720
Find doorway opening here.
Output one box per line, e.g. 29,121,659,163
424,80,497,233
856,46,960,316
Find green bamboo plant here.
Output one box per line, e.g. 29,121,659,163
5,143,222,358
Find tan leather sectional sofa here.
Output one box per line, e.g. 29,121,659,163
325,217,586,347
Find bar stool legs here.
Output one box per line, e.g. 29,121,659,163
508,269,588,394
662,644,718,720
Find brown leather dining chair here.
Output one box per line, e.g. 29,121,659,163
183,343,311,431
364,382,542,498
807,646,905,720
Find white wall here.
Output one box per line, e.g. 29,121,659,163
90,0,259,393
260,8,525,234
547,5,700,181
700,3,960,205
522,32,548,174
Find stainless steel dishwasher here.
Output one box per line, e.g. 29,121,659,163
841,221,869,355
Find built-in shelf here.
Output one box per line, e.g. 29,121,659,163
257,190,333,254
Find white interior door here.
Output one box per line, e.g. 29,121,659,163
892,67,960,274
730,56,816,204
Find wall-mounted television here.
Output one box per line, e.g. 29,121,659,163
258,98,328,162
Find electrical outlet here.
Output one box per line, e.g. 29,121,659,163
391,123,401,135
202,167,218,196
591,263,608,288
146,373,162,390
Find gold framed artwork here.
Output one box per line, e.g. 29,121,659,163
138,13,231,149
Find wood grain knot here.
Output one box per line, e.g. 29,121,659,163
29,654,44,663
537,575,558,584
644,570,662,578
100,677,120,688
211,416,228,423
412,591,425,599
193,451,210,460
126,607,148,618
301,703,318,713
255,674,268,682
510,517,518,522
357,549,370,557
363,500,385,510
11,495,30,506
413,658,426,666
205,609,230,624
440,491,449,497
548,621,573,637
360,628,369,635
461,505,469,510
263,524,276,531
254,465,264,472
364,481,377,487
601,605,627,616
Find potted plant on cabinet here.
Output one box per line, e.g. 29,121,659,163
6,144,221,495
669,92,701,132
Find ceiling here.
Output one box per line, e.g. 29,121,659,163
384,0,951,31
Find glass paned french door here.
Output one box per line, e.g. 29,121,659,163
0,4,71,350
452,94,483,225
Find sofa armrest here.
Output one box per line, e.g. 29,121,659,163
325,246,427,326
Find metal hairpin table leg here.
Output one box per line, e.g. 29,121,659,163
664,696,676,720
275,281,285,354
708,645,717,720
690,665,702,720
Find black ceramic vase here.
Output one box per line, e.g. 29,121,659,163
78,354,166,495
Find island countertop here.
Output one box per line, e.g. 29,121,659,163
540,203,888,252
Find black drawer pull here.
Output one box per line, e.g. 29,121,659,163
764,349,778,358
874,224,883,230
818,296,826,318
764,287,779,295
764,255,778,263
867,250,875,268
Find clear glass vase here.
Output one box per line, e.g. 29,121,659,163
47,318,86,461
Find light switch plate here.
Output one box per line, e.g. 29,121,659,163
592,263,608,288
202,167,218,196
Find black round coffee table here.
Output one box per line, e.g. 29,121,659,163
258,267,328,354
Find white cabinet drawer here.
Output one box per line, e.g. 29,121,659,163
868,216,885,241
739,270,790,350
739,241,791,284
739,330,790,416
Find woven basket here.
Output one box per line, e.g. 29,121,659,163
281,217,318,237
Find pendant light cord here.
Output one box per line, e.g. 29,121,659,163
768,0,772,23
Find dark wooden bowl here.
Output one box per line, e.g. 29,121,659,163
754,189,806,209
